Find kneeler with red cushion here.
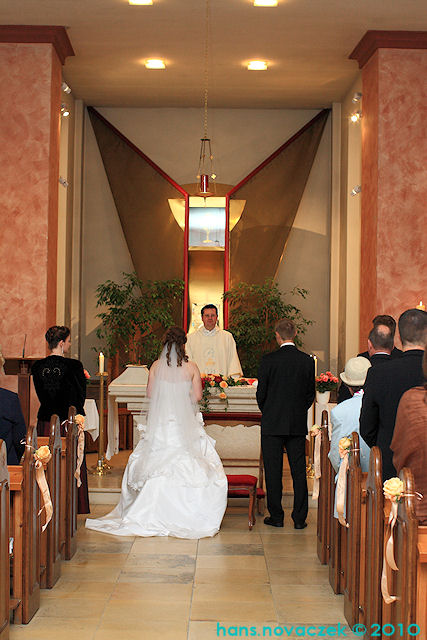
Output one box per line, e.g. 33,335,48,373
226,474,264,530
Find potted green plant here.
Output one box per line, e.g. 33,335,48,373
223,279,312,378
94,271,184,369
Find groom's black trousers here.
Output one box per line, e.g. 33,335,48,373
261,434,308,524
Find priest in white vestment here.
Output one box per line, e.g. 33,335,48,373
186,304,243,378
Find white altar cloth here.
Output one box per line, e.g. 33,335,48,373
83,399,99,441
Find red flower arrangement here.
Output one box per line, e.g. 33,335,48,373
315,370,339,393
200,374,249,412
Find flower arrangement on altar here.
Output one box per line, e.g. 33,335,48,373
200,374,250,413
83,369,91,384
315,371,339,393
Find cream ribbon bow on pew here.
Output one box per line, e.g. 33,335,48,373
310,424,324,500
74,414,86,488
34,445,53,532
336,436,359,528
381,478,423,604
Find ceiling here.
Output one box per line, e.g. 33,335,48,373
2,0,427,108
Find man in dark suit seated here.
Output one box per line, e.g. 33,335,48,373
256,318,315,529
337,315,401,404
360,308,427,480
0,387,26,464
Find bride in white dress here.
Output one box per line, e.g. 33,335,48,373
86,327,227,539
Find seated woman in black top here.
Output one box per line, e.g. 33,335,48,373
32,326,89,514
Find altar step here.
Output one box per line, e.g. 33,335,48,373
87,451,318,508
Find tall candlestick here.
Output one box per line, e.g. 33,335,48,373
99,352,104,374
313,355,318,378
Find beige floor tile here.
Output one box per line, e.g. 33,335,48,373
193,583,273,603
197,541,264,555
195,566,269,584
70,552,129,567
196,555,267,570
271,585,346,624
111,582,193,601
40,579,116,599
36,596,107,619
211,531,262,543
59,565,122,582
130,537,198,554
265,554,319,570
101,598,190,622
9,617,99,640
94,619,188,640
268,566,330,585
190,599,277,622
196,556,266,571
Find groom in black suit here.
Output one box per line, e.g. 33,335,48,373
256,318,315,529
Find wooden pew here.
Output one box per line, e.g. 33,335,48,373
38,415,62,588
382,468,426,639
328,426,347,595
61,407,78,560
363,446,384,637
0,441,10,640
417,529,427,637
316,410,332,565
344,432,367,628
8,425,40,624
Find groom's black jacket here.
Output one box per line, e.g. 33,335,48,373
256,345,315,435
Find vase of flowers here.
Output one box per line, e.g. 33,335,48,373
315,371,339,404
200,374,249,413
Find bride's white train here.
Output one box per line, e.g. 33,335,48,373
86,333,227,539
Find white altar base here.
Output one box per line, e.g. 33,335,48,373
96,366,331,506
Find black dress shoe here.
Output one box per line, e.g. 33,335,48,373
294,522,307,530
264,517,284,528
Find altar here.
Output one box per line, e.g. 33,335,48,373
106,364,334,460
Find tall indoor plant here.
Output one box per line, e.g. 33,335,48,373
224,279,312,378
95,271,184,368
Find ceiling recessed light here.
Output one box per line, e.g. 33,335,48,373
253,0,278,6
129,0,153,5
145,59,166,69
248,60,268,70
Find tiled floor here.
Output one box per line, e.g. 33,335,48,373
10,505,360,640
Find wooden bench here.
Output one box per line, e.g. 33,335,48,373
344,432,367,628
8,425,40,624
38,415,62,588
0,441,10,640
363,446,384,635
61,407,78,561
316,410,332,565
381,468,427,639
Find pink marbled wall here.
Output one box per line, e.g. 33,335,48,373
0,43,61,410
360,48,427,350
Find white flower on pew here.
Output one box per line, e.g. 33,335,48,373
383,477,404,503
310,424,323,437
34,445,52,467
338,436,351,459
75,414,85,431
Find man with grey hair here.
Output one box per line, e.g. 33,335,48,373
360,308,427,479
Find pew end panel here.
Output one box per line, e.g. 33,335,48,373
0,441,10,640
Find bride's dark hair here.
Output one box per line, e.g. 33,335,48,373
162,326,188,367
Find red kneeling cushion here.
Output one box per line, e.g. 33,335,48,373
226,474,257,487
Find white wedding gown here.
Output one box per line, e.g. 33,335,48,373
85,347,227,539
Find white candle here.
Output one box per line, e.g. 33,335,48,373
99,352,104,374
313,355,318,377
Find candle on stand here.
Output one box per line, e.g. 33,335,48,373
313,355,318,378
99,352,104,374
416,301,425,311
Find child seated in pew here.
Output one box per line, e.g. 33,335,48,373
391,349,427,525
329,357,372,516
